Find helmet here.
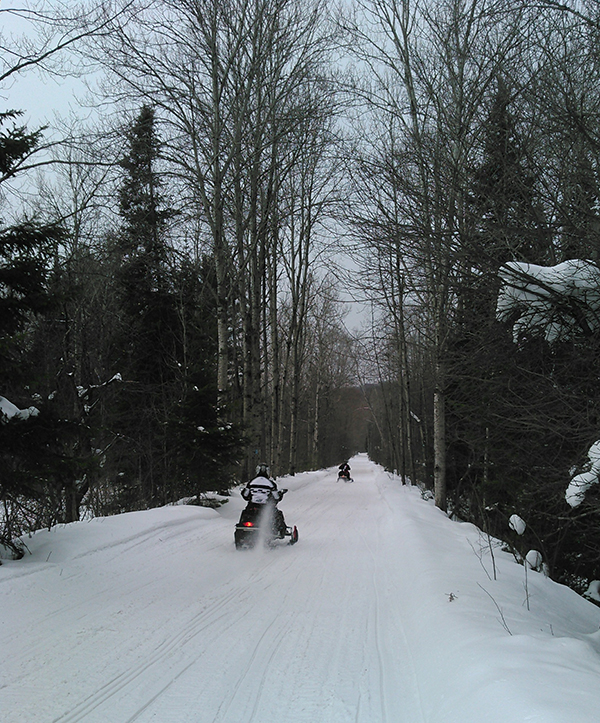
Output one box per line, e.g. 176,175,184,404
256,462,270,478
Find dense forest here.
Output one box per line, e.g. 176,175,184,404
1,0,600,597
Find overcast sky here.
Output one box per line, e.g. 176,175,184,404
2,2,92,127
1,1,369,328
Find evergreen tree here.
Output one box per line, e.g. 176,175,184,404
25,243,123,524
109,106,178,507
165,256,242,498
109,107,241,509
117,105,170,300
557,149,600,261
0,111,63,385
470,79,548,267
445,82,600,588
443,81,550,528
0,110,69,553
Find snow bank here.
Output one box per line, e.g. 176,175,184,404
375,475,600,723
16,504,220,565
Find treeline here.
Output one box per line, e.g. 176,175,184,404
347,0,600,593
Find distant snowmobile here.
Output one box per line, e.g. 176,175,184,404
337,462,353,482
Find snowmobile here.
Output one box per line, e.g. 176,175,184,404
337,470,353,482
234,497,299,549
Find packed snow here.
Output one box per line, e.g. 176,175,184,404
2,455,600,723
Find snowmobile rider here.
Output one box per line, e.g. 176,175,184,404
339,461,351,477
241,463,288,535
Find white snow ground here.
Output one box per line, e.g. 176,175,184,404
2,454,600,723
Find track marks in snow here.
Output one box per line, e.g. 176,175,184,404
360,520,427,723
4,458,428,723
50,580,258,722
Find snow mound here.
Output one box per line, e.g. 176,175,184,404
566,440,600,507
509,514,526,535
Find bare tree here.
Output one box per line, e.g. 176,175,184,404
84,0,340,469
344,0,529,508
0,1,142,84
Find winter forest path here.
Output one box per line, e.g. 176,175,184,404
3,455,600,723
2,455,427,723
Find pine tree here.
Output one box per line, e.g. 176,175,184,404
110,107,241,509
165,257,242,498
0,111,63,384
557,150,600,261
445,80,552,528
447,83,600,586
0,110,71,552
470,79,548,267
118,105,170,300
108,106,177,507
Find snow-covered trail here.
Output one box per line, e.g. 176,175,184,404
2,456,425,723
3,454,600,723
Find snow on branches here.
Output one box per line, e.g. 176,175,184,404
566,440,600,508
496,259,600,342
0,395,39,422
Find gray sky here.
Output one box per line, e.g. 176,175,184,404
1,1,91,127
1,0,367,328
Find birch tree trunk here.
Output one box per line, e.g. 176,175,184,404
433,358,447,511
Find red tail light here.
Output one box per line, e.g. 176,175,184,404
243,521,254,527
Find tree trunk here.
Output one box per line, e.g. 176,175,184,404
288,349,300,476
312,380,321,468
433,358,447,512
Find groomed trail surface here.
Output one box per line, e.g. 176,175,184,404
2,455,600,723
